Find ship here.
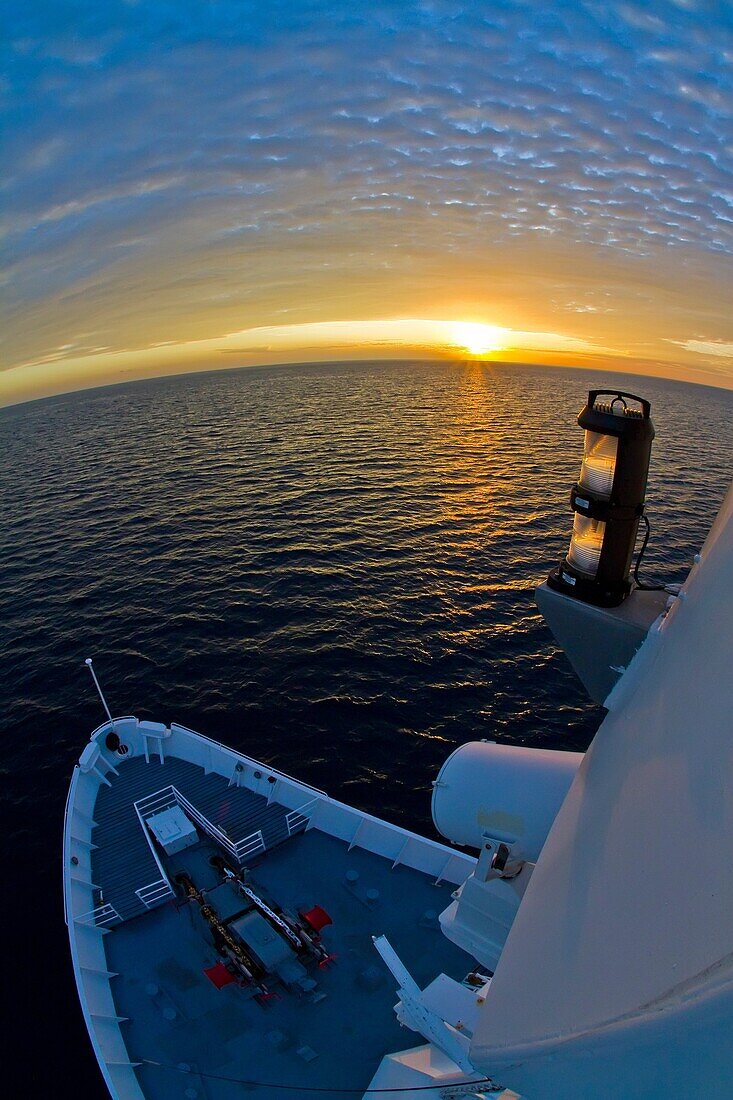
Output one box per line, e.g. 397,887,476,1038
63,389,733,1098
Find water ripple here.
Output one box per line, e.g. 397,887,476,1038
1,360,732,1092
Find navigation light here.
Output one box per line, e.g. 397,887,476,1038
548,389,655,607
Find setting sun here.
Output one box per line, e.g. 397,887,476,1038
451,322,508,357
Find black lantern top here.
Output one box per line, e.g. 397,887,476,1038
579,389,653,434
576,390,655,514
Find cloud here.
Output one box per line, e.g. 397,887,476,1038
668,339,733,358
1,0,731,396
213,317,615,357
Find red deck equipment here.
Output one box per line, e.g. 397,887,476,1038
204,961,237,989
300,905,333,933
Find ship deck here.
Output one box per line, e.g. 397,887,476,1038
91,755,292,921
85,745,476,1099
103,829,474,1099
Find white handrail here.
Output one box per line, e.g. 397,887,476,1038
134,784,242,877
170,788,268,864
135,788,177,815
89,716,138,741
173,790,238,853
234,830,265,858
136,880,174,907
133,795,175,894
75,902,122,928
62,766,78,926
285,797,319,835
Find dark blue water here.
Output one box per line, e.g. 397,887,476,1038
2,360,732,1094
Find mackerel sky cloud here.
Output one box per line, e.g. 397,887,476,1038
2,0,732,404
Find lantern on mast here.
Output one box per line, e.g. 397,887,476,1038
548,390,655,607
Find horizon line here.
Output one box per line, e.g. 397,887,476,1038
3,354,732,415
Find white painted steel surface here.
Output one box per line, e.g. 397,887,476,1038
470,478,733,1097
431,741,582,861
63,754,145,1100
146,805,198,855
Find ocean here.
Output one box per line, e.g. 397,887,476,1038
2,359,731,1094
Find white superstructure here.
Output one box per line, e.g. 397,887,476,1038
468,478,733,1097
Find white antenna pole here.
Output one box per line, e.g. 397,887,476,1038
85,658,115,729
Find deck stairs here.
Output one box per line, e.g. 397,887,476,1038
90,755,301,924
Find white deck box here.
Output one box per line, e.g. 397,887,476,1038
147,805,198,855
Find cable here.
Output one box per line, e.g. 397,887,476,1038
140,1057,500,1094
633,513,666,592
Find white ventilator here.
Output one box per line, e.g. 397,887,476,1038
432,741,582,862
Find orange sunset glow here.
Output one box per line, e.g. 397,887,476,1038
2,4,731,406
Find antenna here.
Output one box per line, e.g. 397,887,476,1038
85,657,115,730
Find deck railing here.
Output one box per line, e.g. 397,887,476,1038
134,784,268,868
135,787,178,818
75,902,122,929
89,716,139,742
234,830,266,860
169,722,327,796
285,797,319,836
173,789,244,863
62,766,77,927
135,879,175,908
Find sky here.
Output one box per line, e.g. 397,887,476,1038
2,0,732,406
